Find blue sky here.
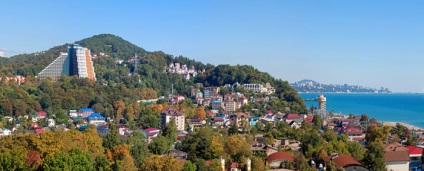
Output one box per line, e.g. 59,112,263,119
0,1,423,92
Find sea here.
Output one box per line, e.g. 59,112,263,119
299,93,424,128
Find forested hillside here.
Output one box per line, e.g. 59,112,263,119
0,34,306,117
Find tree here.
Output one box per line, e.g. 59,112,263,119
365,125,391,142
102,124,121,150
196,106,206,119
229,122,239,135
111,144,137,171
140,155,183,171
362,141,386,171
148,136,171,155
312,114,322,130
162,119,177,143
126,132,149,167
347,142,365,161
251,156,265,171
182,160,197,171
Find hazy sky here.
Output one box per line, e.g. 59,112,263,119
1,1,423,92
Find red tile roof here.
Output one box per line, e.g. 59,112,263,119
35,129,44,135
230,162,238,168
37,111,47,116
284,114,302,120
143,128,160,133
267,152,295,163
205,160,211,166
323,154,362,168
406,146,423,155
384,151,410,162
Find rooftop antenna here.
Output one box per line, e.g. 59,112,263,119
134,54,138,75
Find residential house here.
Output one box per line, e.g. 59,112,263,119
117,125,129,135
0,128,11,136
186,118,205,131
163,150,188,159
343,126,365,141
384,151,410,171
142,128,160,143
161,106,185,131
283,114,302,123
212,117,226,127
230,112,250,127
225,100,237,112
47,119,55,127
79,108,95,118
204,87,220,99
406,146,423,169
323,154,369,171
69,110,78,118
211,100,223,110
266,152,295,169
87,113,106,126
289,119,302,129
383,142,410,171
97,124,109,136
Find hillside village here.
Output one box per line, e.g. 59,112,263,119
1,79,424,170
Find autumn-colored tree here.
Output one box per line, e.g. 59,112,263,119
139,155,183,171
205,135,225,159
196,106,206,119
113,100,126,120
224,135,252,162
111,144,137,171
251,156,265,171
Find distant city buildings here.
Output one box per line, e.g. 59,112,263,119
37,44,96,81
291,79,391,93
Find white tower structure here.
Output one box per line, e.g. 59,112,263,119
318,94,326,111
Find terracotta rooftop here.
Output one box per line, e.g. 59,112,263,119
323,154,362,168
384,151,410,162
267,152,295,163
384,142,408,152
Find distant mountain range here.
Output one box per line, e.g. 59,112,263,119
291,79,391,93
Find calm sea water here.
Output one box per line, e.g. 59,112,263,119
299,93,424,128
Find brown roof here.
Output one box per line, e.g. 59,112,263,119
205,160,211,166
267,152,295,163
384,142,408,152
384,151,409,162
161,106,184,116
323,154,362,168
233,112,249,119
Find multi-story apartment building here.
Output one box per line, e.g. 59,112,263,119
161,106,185,131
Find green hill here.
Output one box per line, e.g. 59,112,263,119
0,34,306,115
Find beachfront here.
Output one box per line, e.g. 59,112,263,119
383,122,424,131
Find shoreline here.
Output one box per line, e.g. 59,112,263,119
382,122,424,131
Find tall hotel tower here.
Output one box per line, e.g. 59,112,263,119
37,44,96,81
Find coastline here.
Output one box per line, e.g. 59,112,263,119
382,122,424,131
